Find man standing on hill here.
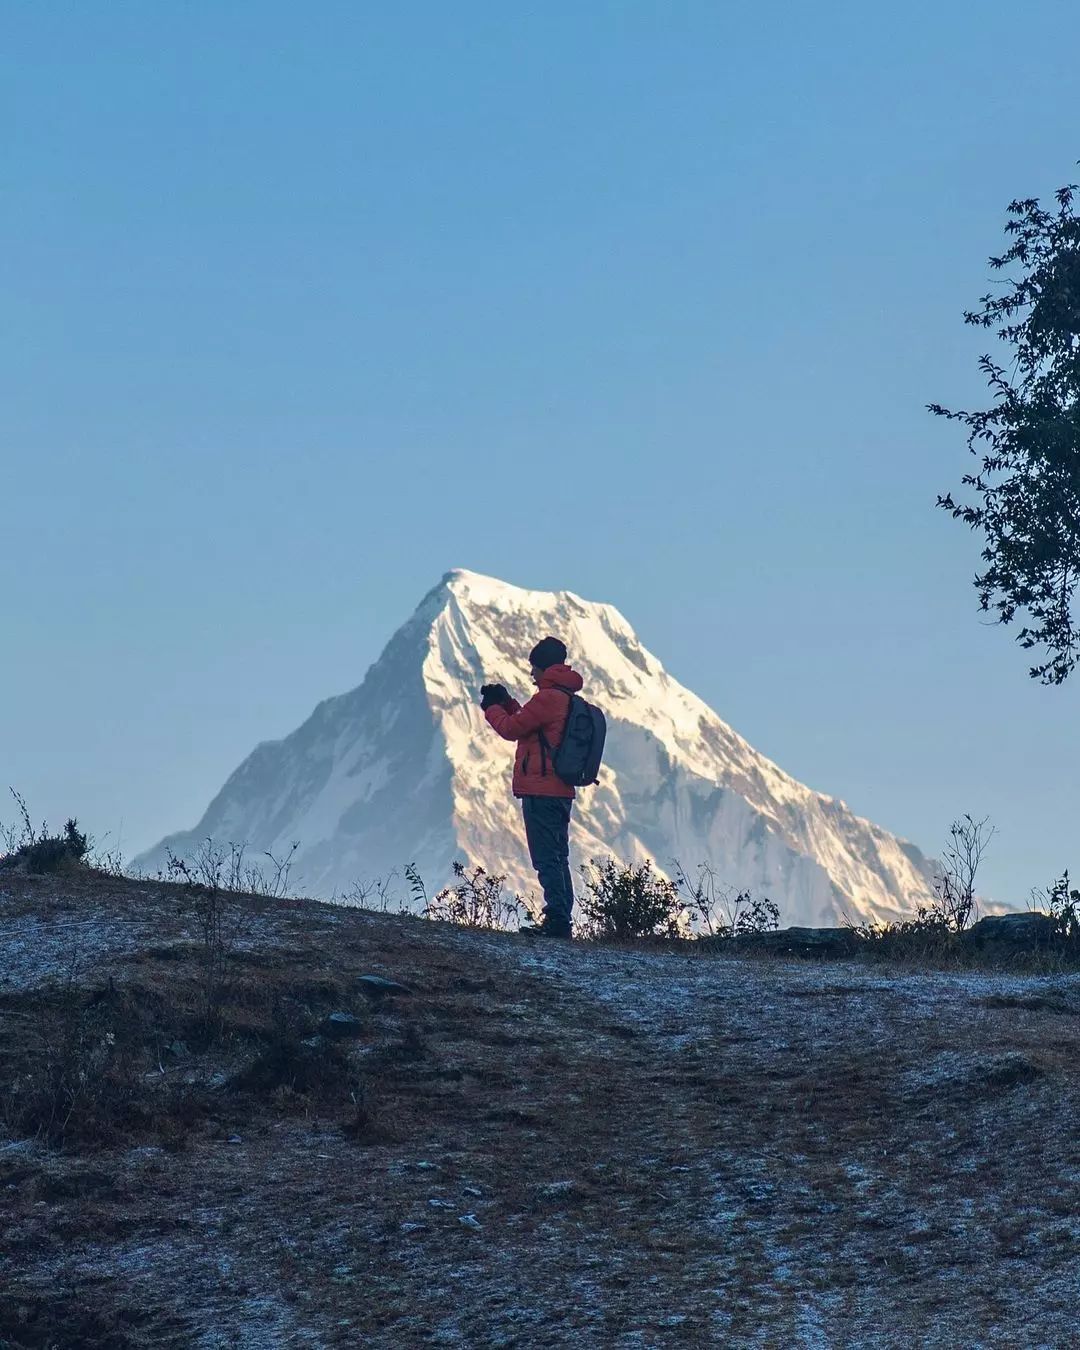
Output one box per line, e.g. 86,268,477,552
480,636,582,938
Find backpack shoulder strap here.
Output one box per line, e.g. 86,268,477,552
536,687,575,776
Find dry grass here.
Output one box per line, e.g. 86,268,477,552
2,870,1080,1346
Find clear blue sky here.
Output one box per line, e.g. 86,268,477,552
4,1,1079,904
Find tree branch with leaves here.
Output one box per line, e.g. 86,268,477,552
932,176,1080,682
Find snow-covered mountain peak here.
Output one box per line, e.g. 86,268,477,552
429,572,804,808
136,571,939,926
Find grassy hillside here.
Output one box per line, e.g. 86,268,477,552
2,870,1079,1347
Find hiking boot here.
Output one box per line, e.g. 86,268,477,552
519,918,572,940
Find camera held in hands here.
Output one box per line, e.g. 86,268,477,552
479,683,511,711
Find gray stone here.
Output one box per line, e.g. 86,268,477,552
321,1012,365,1039
358,974,413,998
964,912,1056,948
726,926,859,955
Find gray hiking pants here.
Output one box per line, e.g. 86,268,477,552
521,795,574,929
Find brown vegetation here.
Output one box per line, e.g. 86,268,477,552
2,869,1080,1346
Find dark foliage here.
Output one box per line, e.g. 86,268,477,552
1035,870,1080,943
932,177,1080,682
578,857,682,940
0,790,89,874
422,861,523,929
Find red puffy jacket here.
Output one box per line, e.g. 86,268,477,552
484,663,584,799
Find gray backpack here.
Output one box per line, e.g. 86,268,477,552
539,688,607,787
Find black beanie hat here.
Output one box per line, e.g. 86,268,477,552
529,635,567,670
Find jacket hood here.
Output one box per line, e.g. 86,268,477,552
537,663,583,693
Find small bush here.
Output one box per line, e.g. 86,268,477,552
422,861,523,930
578,858,681,940
1034,871,1080,943
0,791,89,875
847,913,957,962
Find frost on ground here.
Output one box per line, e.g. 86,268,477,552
2,871,1080,1348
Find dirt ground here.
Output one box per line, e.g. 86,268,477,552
2,871,1079,1348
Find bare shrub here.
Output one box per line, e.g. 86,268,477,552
928,815,995,932
158,836,300,899
844,816,995,958
340,872,406,913
578,858,681,940
166,849,251,1045
87,831,127,878
257,842,301,899
673,861,780,937
423,862,522,929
